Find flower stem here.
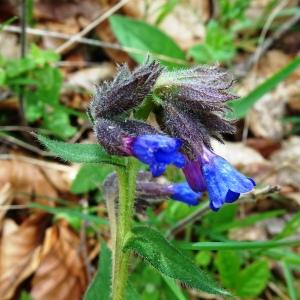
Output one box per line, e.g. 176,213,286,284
112,158,138,300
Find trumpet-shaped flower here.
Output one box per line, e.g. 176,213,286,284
169,182,201,206
184,147,255,211
129,135,186,177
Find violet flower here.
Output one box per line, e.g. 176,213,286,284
94,118,185,177
184,147,255,211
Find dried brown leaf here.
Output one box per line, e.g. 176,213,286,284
31,222,88,300
0,214,48,299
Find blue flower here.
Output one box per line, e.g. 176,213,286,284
169,182,201,206
200,149,256,211
131,134,186,177
183,147,256,211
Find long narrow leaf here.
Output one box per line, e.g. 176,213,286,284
124,226,230,296
230,56,300,119
28,202,108,225
37,134,125,166
179,239,300,251
84,242,112,300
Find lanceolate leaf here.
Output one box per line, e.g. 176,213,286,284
229,56,300,119
37,134,125,167
109,15,186,68
84,242,112,300
123,226,230,296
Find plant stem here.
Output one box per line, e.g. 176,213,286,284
112,158,138,300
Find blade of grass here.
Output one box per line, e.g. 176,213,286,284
282,261,298,300
28,202,108,225
179,239,300,251
229,56,300,119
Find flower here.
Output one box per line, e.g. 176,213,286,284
94,118,185,177
129,134,185,177
169,182,201,206
184,147,255,211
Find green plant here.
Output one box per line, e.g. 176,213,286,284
0,44,77,138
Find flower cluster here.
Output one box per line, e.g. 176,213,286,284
90,59,255,211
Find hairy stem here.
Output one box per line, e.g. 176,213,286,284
112,158,138,300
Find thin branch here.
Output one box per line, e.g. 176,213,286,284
4,25,187,65
166,185,280,239
0,133,54,157
0,153,73,171
56,0,130,54
19,0,27,126
235,11,300,78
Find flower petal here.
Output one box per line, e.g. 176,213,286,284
170,182,201,206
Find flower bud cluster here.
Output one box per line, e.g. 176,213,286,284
90,59,256,211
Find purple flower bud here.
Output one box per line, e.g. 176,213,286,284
89,59,162,119
183,159,206,192
155,65,238,112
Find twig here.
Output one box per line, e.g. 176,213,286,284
235,11,300,78
0,153,73,171
56,0,130,54
166,185,280,239
0,133,54,157
0,125,51,134
19,0,27,126
79,199,94,282
4,25,187,65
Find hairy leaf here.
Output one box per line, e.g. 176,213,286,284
71,164,113,194
123,226,230,296
37,134,125,167
84,242,112,300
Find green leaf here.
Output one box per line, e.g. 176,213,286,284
276,211,300,239
236,260,269,298
71,164,113,194
282,261,298,300
37,134,125,167
6,57,36,78
84,242,112,300
29,44,60,65
212,210,284,233
0,68,5,84
109,15,186,68
28,202,108,225
180,239,300,251
124,226,230,296
215,250,242,289
125,282,140,300
20,291,33,300
229,56,300,119
188,21,235,64
161,275,187,300
43,108,76,139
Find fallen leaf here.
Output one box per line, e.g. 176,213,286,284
270,136,300,189
0,156,75,204
238,51,300,140
66,63,115,91
31,222,88,300
211,140,267,166
0,214,48,299
0,183,13,225
34,0,101,22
